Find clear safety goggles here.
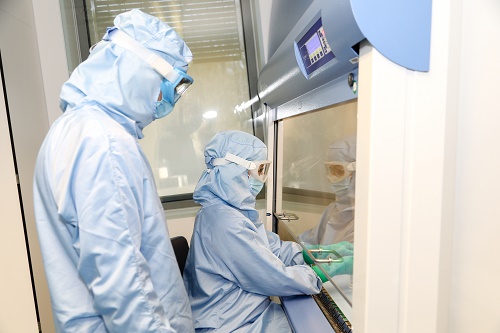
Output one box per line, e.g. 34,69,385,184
324,161,356,183
212,152,271,182
161,69,193,104
105,29,193,102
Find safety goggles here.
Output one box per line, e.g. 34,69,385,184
160,69,194,104
106,29,193,102
324,161,356,183
212,152,271,182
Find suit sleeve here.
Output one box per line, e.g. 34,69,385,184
266,230,306,266
210,212,321,297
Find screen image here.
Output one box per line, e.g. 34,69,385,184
298,18,335,76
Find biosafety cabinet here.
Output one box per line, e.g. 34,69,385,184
254,0,432,331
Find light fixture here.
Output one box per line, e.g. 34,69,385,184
234,95,260,113
203,110,218,119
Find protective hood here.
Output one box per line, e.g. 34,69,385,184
59,9,193,139
328,135,357,206
300,136,357,245
193,130,267,222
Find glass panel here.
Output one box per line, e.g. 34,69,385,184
275,100,357,308
141,60,253,196
67,0,253,198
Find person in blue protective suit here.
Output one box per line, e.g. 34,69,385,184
300,136,356,278
33,9,195,333
300,136,356,245
183,130,324,333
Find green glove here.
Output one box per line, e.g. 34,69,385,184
304,241,354,261
321,256,353,276
320,241,354,257
311,265,328,283
311,256,354,283
303,249,315,265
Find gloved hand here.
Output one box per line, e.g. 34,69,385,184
311,256,354,283
318,241,354,257
303,241,354,264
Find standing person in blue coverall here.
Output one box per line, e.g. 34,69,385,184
33,9,195,333
183,130,354,332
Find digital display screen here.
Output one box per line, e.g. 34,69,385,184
297,18,335,76
305,33,322,55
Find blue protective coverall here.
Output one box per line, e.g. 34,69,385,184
300,136,356,245
33,9,194,333
183,131,322,332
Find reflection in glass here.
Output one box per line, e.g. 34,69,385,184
300,136,356,245
276,100,357,308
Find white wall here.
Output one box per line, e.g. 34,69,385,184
249,0,272,71
354,0,500,332
450,0,500,332
32,0,69,124
0,0,68,331
0,53,39,333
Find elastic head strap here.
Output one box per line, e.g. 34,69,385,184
107,29,180,83
212,152,257,170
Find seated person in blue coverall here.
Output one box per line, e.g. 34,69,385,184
183,130,353,332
